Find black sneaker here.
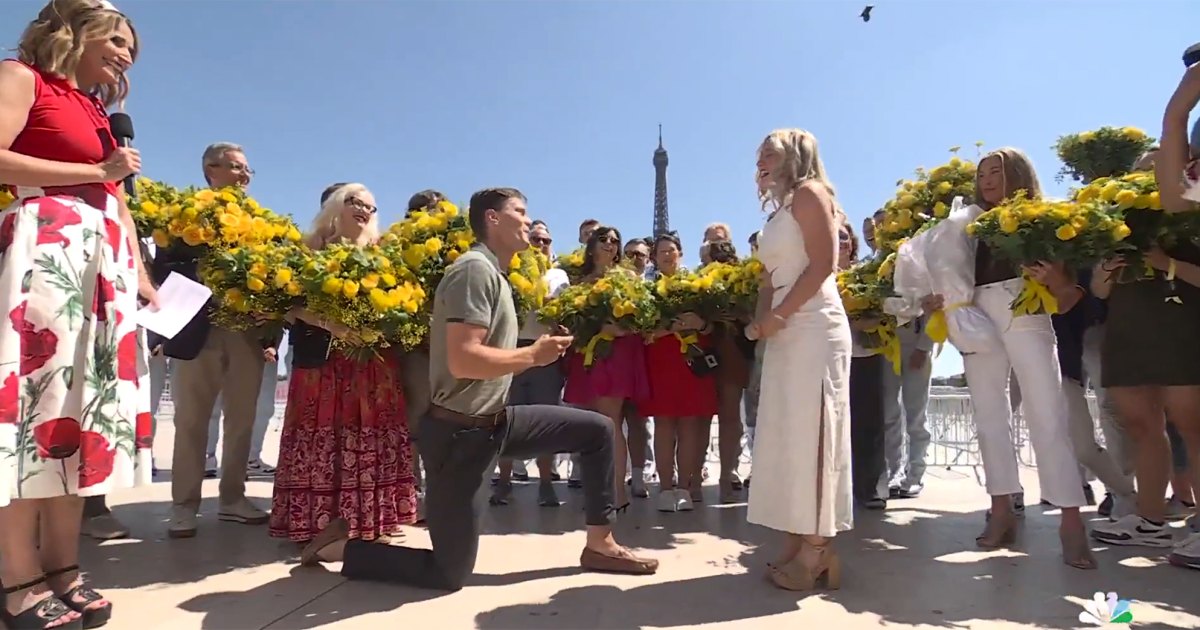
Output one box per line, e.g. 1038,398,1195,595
1097,493,1114,518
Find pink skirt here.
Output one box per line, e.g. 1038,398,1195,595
563,335,649,406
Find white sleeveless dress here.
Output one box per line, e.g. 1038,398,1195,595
747,208,854,537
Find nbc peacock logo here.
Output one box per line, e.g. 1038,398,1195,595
1078,591,1133,625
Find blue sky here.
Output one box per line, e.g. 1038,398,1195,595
3,0,1196,376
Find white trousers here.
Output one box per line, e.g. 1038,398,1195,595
963,278,1086,507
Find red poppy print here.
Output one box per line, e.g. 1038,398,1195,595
0,373,18,424
92,275,114,322
135,411,153,449
116,331,138,381
78,430,116,489
33,417,82,459
0,212,16,256
33,196,82,247
103,217,123,263
9,303,59,376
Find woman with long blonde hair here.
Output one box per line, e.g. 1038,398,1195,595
269,183,418,545
0,1,155,627
923,148,1094,569
745,129,853,591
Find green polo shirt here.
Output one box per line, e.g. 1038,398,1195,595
428,243,519,416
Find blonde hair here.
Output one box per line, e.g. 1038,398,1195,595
17,0,138,108
306,183,379,248
977,147,1042,207
757,129,837,209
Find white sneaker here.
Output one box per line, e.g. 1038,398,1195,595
1165,496,1196,521
1110,493,1138,522
1091,514,1174,548
168,506,198,539
674,488,694,512
656,489,678,513
217,498,269,525
1168,532,1200,570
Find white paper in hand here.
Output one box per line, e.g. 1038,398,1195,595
135,272,212,339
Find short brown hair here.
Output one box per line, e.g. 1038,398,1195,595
579,218,600,231
468,187,526,236
407,189,446,213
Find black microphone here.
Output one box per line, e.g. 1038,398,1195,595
108,112,137,199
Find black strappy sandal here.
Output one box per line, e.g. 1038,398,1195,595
45,566,110,629
0,576,82,629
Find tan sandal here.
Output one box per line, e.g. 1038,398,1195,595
300,518,349,566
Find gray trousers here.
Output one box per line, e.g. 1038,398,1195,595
882,341,933,490
1080,325,1135,492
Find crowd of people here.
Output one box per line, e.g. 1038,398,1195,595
2,1,1200,628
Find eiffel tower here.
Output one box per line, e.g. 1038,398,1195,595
652,125,670,237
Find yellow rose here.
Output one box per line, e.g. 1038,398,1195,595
1055,224,1078,241
246,276,266,292
321,277,343,295
1114,190,1138,209
1111,223,1131,241
273,268,293,288
342,279,360,299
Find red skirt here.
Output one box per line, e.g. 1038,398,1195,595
269,352,417,542
638,334,719,417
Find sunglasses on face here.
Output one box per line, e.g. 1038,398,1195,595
597,235,619,245
531,235,553,246
626,250,648,259
838,231,851,243
347,197,377,214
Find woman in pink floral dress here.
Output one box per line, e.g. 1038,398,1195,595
0,2,155,628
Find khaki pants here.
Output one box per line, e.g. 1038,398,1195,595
170,328,266,510
400,349,431,487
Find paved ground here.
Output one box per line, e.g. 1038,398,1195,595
84,420,1199,630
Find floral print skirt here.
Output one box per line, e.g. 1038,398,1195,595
0,189,151,506
269,351,417,543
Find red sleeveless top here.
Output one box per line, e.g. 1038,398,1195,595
4,59,119,204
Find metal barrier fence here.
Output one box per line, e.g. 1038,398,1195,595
158,382,1100,474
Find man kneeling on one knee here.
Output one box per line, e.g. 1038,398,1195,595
299,187,658,590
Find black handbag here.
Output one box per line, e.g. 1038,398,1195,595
684,341,720,377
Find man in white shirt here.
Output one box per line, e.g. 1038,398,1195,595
490,222,571,507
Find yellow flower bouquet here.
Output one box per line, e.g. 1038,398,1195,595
698,257,764,320
655,258,764,325
1054,126,1156,183
968,192,1132,315
508,247,551,318
837,256,902,372
126,177,190,240
381,200,553,336
538,269,659,366
875,154,977,253
298,242,428,354
555,247,587,284
198,242,306,332
161,186,303,250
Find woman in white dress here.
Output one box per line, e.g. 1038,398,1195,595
746,129,853,591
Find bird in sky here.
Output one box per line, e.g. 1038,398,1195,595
860,5,874,22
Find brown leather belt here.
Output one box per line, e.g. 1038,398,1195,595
428,404,507,428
